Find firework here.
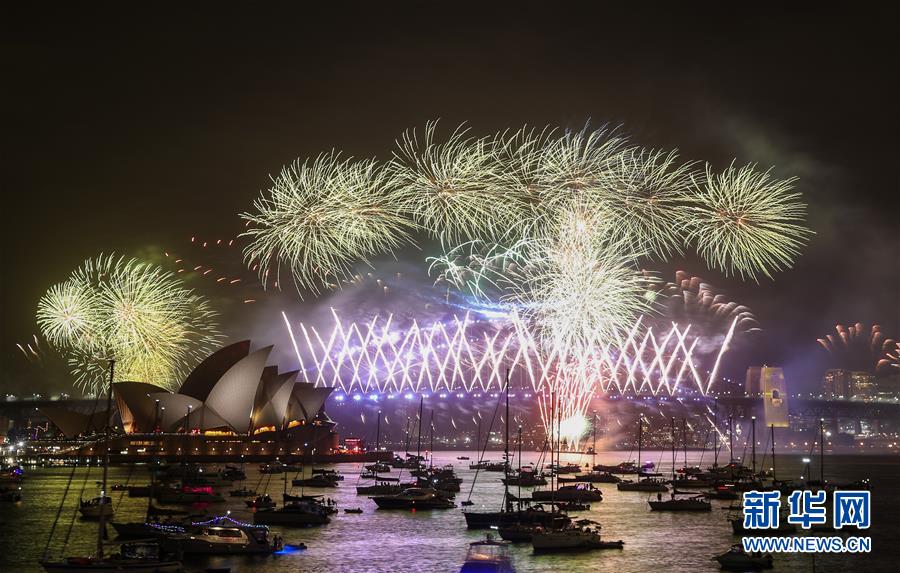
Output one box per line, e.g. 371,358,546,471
390,121,520,241
37,254,222,393
502,203,651,348
595,148,695,259
241,153,411,295
283,310,731,397
684,163,813,281
649,270,761,337
882,342,900,370
533,124,627,206
817,323,897,374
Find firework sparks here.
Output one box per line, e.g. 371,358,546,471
817,322,897,374
390,121,519,241
685,163,813,281
283,310,732,397
241,153,411,295
36,254,222,393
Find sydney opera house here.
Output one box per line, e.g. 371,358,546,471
37,341,359,463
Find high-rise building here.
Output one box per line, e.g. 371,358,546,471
850,371,877,399
745,366,763,396
823,369,850,398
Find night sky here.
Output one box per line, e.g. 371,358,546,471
3,5,898,394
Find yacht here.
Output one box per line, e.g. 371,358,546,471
714,544,773,570
616,478,668,492
497,523,542,543
365,462,391,473
171,522,281,555
292,474,338,488
648,493,712,511
356,481,408,496
253,500,331,526
502,469,548,487
559,471,621,484
78,497,113,519
371,487,455,510
593,461,640,474
244,495,276,509
459,534,516,573
532,525,624,553
464,504,570,530
532,484,602,502
40,541,182,573
547,463,581,475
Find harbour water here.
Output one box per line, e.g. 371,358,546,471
1,451,897,572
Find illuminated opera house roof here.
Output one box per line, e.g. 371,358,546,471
106,340,333,436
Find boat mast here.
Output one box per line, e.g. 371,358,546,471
374,410,381,482
549,390,555,504
637,413,642,477
503,368,510,512
517,424,522,512
591,411,597,469
770,424,776,482
751,415,757,476
476,418,481,458
148,398,160,520
97,359,115,561
416,397,424,472
682,418,688,470
670,417,676,484
712,398,719,468
819,418,825,483
429,410,434,474
728,413,734,475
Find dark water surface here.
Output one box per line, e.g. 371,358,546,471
1,452,897,573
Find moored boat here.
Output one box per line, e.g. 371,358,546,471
714,544,773,570
370,487,455,510
459,534,515,573
532,484,602,502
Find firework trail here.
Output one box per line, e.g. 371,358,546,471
37,254,222,393
648,270,761,338
817,323,897,374
282,309,737,444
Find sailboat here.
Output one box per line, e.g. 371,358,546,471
372,399,455,510
649,418,711,511
358,410,408,495
617,415,668,492
464,376,569,530
39,360,183,573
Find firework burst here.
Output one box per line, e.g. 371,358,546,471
817,322,897,374
241,153,411,295
684,163,812,281
596,148,695,259
390,121,519,241
37,254,222,393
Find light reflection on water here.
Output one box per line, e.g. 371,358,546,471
1,452,897,573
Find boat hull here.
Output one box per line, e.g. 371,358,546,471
532,490,602,502
40,559,182,573
648,500,711,511
463,510,569,529
616,482,667,492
